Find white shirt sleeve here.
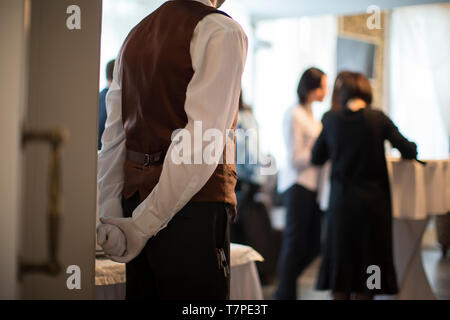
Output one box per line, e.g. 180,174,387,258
97,59,126,220
97,14,248,237
291,110,312,171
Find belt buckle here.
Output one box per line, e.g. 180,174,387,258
143,153,151,167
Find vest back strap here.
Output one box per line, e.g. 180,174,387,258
127,150,165,167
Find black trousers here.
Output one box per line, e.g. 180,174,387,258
274,184,323,300
122,192,231,300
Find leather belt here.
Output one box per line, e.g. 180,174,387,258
127,150,165,167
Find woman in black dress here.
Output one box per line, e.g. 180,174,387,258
311,72,417,300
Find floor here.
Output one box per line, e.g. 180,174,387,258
262,248,449,300
422,247,450,300
262,256,330,300
262,207,450,300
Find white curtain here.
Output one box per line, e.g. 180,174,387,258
390,3,450,160
253,16,338,171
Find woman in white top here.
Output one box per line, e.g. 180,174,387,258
275,67,328,300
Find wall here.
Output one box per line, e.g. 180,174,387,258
0,0,26,300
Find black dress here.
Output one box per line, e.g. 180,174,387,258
311,108,417,295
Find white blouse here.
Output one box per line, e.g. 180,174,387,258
278,105,323,193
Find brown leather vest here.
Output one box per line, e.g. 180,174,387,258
120,0,238,216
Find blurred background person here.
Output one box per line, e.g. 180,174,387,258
312,71,418,300
232,92,281,285
235,92,265,192
275,67,328,300
98,59,115,150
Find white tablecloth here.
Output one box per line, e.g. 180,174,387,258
318,158,450,219
95,243,264,300
387,158,450,219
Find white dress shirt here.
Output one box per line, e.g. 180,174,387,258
97,0,248,237
278,105,322,193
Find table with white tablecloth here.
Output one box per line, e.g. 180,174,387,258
95,243,264,300
318,158,450,299
387,158,449,300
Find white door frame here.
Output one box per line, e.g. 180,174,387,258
0,0,27,300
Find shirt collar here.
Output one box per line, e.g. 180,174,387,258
189,0,215,8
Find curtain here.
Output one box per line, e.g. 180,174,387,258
390,3,450,159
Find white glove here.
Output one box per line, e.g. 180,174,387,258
100,217,151,263
97,223,127,257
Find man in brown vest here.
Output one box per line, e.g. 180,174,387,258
96,0,247,299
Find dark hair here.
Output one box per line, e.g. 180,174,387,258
239,90,252,112
106,59,115,82
297,67,326,105
331,71,351,111
332,71,373,111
